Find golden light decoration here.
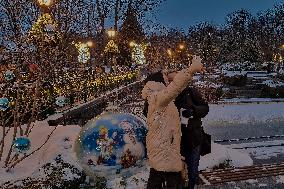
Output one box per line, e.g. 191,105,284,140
38,0,52,6
279,55,283,63
104,40,119,53
273,53,282,63
74,42,93,64
130,43,147,65
167,49,172,56
129,41,136,47
29,13,59,42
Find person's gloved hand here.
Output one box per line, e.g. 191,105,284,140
181,108,194,118
180,108,194,125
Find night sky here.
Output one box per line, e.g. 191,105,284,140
156,0,283,30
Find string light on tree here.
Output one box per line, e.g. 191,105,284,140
29,13,59,43
74,42,92,64
129,41,147,65
104,40,119,54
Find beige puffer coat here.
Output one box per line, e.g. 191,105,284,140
141,68,194,172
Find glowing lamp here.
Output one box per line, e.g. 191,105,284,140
129,41,136,47
107,28,116,38
179,44,185,50
38,0,52,6
87,41,93,47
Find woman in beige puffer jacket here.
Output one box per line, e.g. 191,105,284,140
142,56,203,187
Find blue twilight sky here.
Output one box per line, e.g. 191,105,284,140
156,0,283,30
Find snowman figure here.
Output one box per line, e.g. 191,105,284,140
119,120,144,159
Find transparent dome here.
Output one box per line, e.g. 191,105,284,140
75,112,148,179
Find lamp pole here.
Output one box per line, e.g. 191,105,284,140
107,28,117,69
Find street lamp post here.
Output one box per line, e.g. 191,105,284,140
37,0,53,13
106,28,117,69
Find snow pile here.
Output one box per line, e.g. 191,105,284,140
262,80,284,88
222,70,247,77
194,80,222,89
199,142,253,170
243,179,258,184
203,102,284,126
0,122,81,185
276,175,284,184
219,98,284,103
106,167,150,189
227,140,284,160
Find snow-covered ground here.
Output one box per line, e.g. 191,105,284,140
262,80,284,88
203,102,284,126
219,98,284,103
1,101,283,188
0,122,253,188
225,140,284,160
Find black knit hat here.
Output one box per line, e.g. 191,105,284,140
144,71,166,85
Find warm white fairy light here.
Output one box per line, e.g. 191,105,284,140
130,42,147,65
74,42,91,64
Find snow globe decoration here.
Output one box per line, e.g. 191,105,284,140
0,98,9,111
75,112,148,179
13,137,31,154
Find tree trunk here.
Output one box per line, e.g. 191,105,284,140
114,0,121,31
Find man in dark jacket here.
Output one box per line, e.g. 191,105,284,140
175,86,209,189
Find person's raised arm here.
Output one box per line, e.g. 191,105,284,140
156,56,204,108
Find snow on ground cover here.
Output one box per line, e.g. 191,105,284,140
0,121,81,185
194,80,222,88
243,179,258,184
262,80,284,88
199,142,253,170
225,140,284,160
219,98,284,103
222,70,247,77
276,175,284,184
258,183,268,187
0,121,253,188
4,101,281,187
106,142,252,189
203,102,284,126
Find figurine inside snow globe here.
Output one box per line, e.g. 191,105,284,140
75,112,147,179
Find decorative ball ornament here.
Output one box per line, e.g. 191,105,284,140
44,24,56,38
0,98,9,111
55,96,66,107
75,112,148,179
13,137,31,154
5,70,15,81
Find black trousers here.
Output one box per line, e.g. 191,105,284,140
147,168,182,189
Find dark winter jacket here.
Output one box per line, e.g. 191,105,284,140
174,86,209,153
